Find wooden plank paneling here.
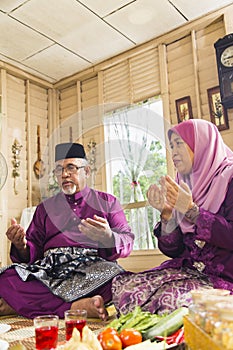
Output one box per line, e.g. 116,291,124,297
29,83,48,205
167,35,195,124
60,84,78,122
6,74,27,217
59,84,78,144
80,77,103,189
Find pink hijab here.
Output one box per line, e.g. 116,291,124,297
168,119,233,232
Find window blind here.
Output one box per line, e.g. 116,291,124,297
103,48,160,112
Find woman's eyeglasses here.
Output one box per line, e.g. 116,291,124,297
54,164,85,176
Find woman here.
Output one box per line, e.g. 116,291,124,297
112,119,233,315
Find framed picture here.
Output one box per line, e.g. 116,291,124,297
175,96,193,123
207,86,229,131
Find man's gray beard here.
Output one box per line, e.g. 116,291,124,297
62,184,77,195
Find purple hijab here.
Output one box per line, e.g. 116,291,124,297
168,119,233,232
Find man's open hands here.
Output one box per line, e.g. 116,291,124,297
79,215,114,247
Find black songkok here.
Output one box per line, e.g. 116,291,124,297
55,143,86,161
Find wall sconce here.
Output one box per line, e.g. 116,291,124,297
12,139,23,195
87,140,97,187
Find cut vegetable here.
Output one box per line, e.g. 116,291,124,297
142,307,188,340
106,306,164,333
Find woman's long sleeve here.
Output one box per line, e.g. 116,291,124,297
154,221,185,258
195,179,233,250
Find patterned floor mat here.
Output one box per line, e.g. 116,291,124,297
0,315,107,349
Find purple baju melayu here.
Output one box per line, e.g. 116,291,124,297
112,119,233,315
0,186,134,318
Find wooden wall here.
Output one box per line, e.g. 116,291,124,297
0,4,233,267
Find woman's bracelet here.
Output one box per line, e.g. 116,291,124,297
185,203,200,223
160,216,177,234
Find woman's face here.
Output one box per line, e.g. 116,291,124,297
169,132,194,175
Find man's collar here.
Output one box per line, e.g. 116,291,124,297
65,186,90,202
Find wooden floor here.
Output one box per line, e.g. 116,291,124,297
118,249,169,273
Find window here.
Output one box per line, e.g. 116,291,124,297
104,98,167,250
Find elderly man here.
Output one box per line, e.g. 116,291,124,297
0,142,134,320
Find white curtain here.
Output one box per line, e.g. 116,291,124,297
110,107,154,249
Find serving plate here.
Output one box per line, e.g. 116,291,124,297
0,339,9,349
0,323,11,334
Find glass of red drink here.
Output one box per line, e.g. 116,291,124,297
64,309,87,341
34,315,59,349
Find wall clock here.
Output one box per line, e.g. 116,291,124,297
214,33,233,109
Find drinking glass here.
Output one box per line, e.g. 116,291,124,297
64,309,87,341
34,314,59,350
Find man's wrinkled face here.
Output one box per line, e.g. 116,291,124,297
54,158,90,195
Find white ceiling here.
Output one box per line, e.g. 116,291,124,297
0,0,232,83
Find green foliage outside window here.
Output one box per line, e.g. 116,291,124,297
113,140,167,203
